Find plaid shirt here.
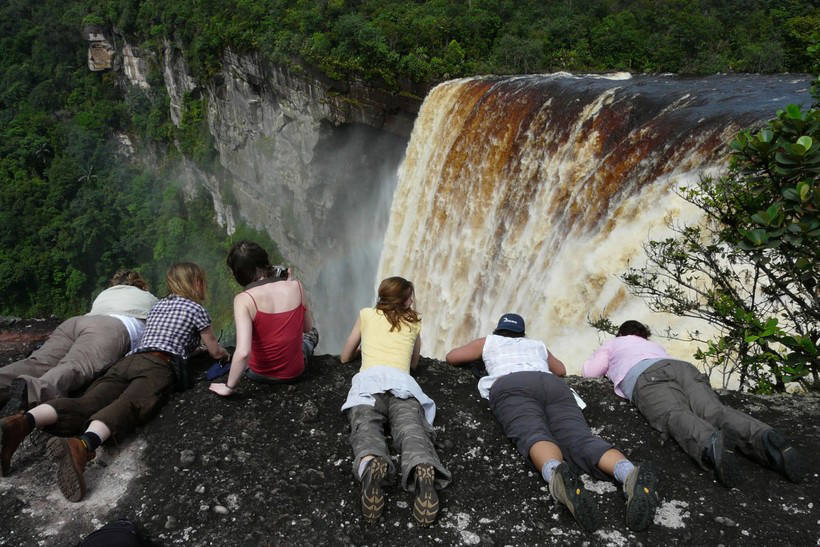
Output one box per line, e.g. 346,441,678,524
135,295,211,359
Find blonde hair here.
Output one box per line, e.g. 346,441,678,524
376,276,420,332
166,262,206,302
109,269,149,291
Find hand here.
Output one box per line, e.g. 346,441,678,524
209,383,235,397
217,346,231,361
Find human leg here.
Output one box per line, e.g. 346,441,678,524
348,395,391,522
302,327,319,363
23,316,129,405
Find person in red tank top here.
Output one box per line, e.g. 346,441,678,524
209,241,319,397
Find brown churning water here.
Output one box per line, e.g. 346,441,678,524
377,73,812,369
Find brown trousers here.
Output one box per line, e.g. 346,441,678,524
632,359,771,467
0,315,129,405
46,353,174,437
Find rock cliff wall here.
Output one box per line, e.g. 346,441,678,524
101,32,421,348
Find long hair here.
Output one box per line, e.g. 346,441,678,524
166,262,206,302
375,276,420,332
109,269,149,291
227,240,274,287
617,320,651,339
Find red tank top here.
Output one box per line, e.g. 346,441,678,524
245,289,306,379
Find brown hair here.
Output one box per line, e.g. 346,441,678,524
376,276,420,332
226,240,274,287
166,262,207,302
109,269,149,291
616,320,651,339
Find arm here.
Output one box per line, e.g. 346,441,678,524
409,335,421,371
200,326,229,360
547,351,566,377
581,344,611,378
339,317,362,363
210,293,252,397
445,337,486,365
299,281,314,332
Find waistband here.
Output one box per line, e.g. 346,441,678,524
139,350,173,363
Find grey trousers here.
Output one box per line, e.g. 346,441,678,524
0,315,129,405
632,359,771,467
489,371,613,479
348,393,451,491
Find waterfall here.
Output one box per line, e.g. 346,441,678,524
377,73,812,372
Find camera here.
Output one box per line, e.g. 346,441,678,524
272,265,288,280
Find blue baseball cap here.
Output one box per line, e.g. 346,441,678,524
494,313,525,334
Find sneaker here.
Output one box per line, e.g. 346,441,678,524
360,456,388,522
1,412,33,476
703,430,737,488
623,464,659,531
0,378,28,417
762,429,804,483
549,462,601,532
413,463,439,525
47,437,96,502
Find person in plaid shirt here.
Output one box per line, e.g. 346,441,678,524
1,263,229,502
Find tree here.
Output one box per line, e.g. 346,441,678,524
600,78,819,394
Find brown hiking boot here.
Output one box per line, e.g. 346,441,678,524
549,462,601,532
47,437,96,502
413,463,439,525
360,456,388,522
1,412,33,476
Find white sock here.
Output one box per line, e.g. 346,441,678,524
613,459,635,483
27,404,58,427
358,455,374,480
541,459,562,483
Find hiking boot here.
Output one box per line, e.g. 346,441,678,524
623,463,659,531
47,437,96,502
549,462,601,532
703,430,737,488
360,456,388,522
0,378,28,417
762,429,805,483
413,463,439,525
1,412,33,476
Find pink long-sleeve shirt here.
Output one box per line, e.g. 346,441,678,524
582,335,670,398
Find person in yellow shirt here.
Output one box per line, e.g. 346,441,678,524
340,276,450,525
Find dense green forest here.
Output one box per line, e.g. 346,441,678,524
0,0,817,330
95,0,819,86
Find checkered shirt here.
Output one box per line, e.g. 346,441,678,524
135,295,211,359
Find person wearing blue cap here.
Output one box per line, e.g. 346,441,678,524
446,313,658,533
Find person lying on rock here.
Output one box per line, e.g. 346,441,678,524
209,240,318,396
340,276,451,525
0,270,158,417
583,320,805,487
446,313,658,533
0,262,229,502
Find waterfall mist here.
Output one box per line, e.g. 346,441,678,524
377,74,812,372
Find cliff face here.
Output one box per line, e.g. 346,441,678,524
103,32,420,348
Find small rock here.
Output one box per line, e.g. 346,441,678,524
164,516,177,529
211,414,223,423
226,493,240,511
195,484,206,494
213,505,229,515
304,468,325,485
180,450,196,466
715,516,737,527
301,400,319,423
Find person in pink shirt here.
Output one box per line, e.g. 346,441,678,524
583,320,804,487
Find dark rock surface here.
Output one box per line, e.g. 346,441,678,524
1,324,818,546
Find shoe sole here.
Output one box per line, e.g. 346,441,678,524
625,465,659,531
0,379,26,418
712,432,737,488
766,431,804,483
47,438,86,502
361,457,388,522
413,464,439,526
555,464,600,532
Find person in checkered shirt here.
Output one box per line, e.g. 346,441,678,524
1,263,229,502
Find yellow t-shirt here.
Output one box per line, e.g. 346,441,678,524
359,307,421,373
